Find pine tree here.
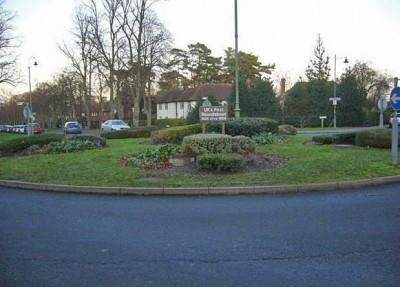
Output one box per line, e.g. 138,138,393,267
305,34,331,81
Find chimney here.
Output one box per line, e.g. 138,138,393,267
280,78,286,96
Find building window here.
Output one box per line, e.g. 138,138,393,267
159,104,162,110
164,103,168,110
180,102,184,109
187,102,191,110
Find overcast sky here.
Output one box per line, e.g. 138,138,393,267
4,0,400,95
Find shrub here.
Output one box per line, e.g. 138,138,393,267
100,126,162,139
182,133,234,156
312,132,356,145
153,118,185,127
232,136,257,153
279,124,297,135
151,124,202,144
124,143,180,168
196,153,243,172
0,133,65,155
46,140,103,153
355,129,399,149
66,134,107,147
207,117,279,137
251,132,285,145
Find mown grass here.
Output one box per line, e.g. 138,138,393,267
0,133,399,187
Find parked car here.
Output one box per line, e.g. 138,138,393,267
389,112,400,128
64,121,82,134
27,123,44,134
13,125,26,134
101,120,130,131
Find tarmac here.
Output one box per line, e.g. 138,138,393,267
1,175,400,196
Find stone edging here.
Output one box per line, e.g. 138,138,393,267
1,175,400,196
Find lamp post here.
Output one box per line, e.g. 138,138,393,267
234,0,240,118
28,56,38,135
332,54,348,128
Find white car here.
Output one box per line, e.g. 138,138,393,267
101,120,130,131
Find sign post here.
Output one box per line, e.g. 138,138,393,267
329,97,341,128
390,85,400,165
378,95,388,128
199,105,228,134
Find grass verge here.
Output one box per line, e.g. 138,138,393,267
0,133,399,187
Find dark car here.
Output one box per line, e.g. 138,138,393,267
64,121,82,134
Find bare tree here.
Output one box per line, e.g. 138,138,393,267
59,8,98,128
0,0,21,86
84,0,124,120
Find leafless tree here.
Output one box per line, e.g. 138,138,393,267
0,0,21,86
59,8,98,128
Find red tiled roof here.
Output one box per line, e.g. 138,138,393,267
156,84,232,103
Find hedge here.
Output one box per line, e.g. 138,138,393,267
151,124,202,144
100,126,162,139
196,153,243,172
206,117,279,137
0,133,65,155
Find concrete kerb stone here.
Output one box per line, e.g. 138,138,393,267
1,176,400,196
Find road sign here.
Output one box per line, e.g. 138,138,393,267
23,106,30,119
378,96,388,110
390,87,400,110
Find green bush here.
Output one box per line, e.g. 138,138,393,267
232,136,257,154
312,132,356,145
124,143,180,168
207,117,279,137
0,133,65,155
66,134,107,147
355,129,399,149
196,153,243,172
153,118,185,127
279,124,297,135
100,126,162,139
46,140,103,153
251,132,285,145
182,133,234,156
151,124,202,144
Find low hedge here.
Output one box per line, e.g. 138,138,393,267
196,153,243,172
100,126,162,139
207,117,279,137
151,124,202,144
279,124,297,135
182,134,234,155
66,134,107,147
355,129,399,149
182,134,256,156
0,133,65,155
312,132,356,145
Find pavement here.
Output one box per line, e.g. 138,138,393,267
1,175,400,196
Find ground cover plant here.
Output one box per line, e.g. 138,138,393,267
1,132,399,188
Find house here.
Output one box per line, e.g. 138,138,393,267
155,83,232,119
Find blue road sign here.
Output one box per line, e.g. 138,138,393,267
390,87,400,110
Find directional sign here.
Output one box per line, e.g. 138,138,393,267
390,87,400,110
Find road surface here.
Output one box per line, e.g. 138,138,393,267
1,185,399,286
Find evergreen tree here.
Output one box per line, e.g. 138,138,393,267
305,34,331,81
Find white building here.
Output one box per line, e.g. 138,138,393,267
156,84,232,119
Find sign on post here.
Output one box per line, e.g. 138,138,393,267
199,106,228,134
390,87,400,165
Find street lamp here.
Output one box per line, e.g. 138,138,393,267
332,54,349,128
28,56,38,135
234,0,240,118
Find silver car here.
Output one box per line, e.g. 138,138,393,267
101,120,130,131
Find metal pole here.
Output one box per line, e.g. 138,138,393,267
392,78,398,165
333,54,337,128
27,64,32,135
234,0,240,118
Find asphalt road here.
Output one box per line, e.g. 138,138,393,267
1,185,399,287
